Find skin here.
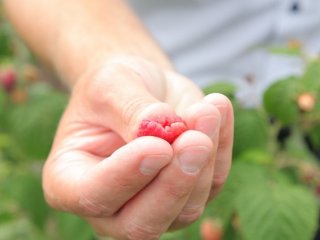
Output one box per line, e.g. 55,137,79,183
3,1,234,239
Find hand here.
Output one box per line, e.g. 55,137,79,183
42,56,234,240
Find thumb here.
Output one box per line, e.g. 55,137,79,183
76,61,187,143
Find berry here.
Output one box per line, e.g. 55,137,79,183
297,93,315,112
0,68,16,92
137,115,187,144
200,218,223,240
299,163,320,185
288,39,302,50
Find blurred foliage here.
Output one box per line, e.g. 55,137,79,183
196,41,320,240
0,13,95,240
0,9,320,240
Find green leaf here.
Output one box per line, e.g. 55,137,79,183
5,173,50,229
223,219,243,240
209,162,269,225
228,162,271,189
162,217,203,239
301,59,320,92
27,82,60,100
207,187,236,227
0,219,47,240
0,211,14,224
308,124,320,149
161,230,191,240
0,134,11,149
202,82,237,100
303,99,320,150
160,232,181,240
237,149,273,165
286,127,318,162
207,162,318,240
0,88,7,127
236,182,318,240
263,77,299,125
0,88,5,108
226,162,318,240
56,212,94,240
270,46,302,56
8,91,67,159
233,108,269,157
180,219,203,240
0,26,12,57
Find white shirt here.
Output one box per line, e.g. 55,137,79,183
126,0,320,105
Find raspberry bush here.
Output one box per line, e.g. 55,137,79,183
1,8,319,240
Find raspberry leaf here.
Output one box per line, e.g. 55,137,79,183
233,108,268,157
236,182,317,240
0,219,45,240
6,173,50,229
0,88,6,126
209,162,270,226
203,82,237,100
301,59,320,93
56,213,94,240
263,76,299,125
8,91,67,159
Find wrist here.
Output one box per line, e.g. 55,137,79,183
51,3,175,87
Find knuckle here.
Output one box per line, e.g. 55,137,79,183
81,63,129,106
217,137,230,150
177,205,204,226
111,174,136,194
78,195,115,217
84,71,114,106
120,95,151,125
124,221,162,240
165,181,193,200
213,173,228,189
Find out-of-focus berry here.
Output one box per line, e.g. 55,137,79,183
0,68,16,92
288,39,302,50
299,163,318,184
200,218,223,240
297,93,316,112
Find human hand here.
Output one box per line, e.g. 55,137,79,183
42,56,233,240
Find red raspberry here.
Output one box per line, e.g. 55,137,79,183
137,115,187,144
0,68,16,92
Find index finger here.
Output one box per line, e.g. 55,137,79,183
43,136,173,217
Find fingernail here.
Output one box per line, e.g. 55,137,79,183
140,154,171,175
177,146,210,175
195,116,219,138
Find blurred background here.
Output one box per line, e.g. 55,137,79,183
1,4,320,240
